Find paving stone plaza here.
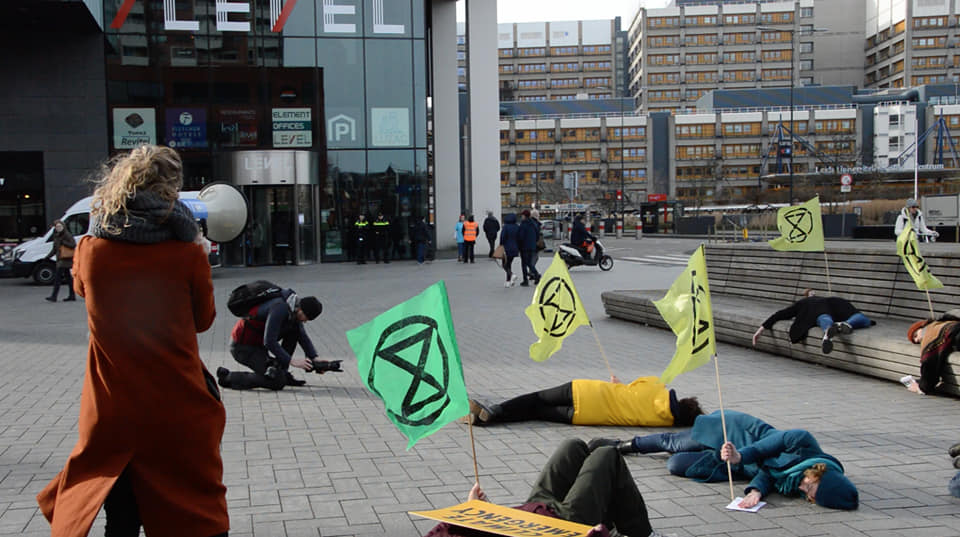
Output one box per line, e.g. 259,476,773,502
0,237,958,537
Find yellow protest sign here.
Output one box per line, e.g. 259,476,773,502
525,253,592,362
654,245,716,384
897,221,944,290
768,196,825,252
410,500,592,537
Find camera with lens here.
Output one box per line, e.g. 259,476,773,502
310,359,343,374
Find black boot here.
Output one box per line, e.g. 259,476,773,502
216,367,230,388
587,437,637,454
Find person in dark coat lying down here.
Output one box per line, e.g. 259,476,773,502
590,410,858,511
752,288,875,354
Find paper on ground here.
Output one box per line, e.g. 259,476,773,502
725,497,766,512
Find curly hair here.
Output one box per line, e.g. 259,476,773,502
674,397,705,426
91,145,183,235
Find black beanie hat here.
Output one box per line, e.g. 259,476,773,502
299,296,322,320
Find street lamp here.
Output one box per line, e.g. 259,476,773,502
596,85,626,231
757,25,828,203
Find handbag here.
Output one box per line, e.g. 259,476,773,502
59,245,75,259
492,245,505,259
536,233,546,252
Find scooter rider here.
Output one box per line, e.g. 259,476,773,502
569,214,597,262
218,289,323,390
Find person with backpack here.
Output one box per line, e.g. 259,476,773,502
217,282,326,390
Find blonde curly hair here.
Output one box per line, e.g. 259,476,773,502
91,145,183,235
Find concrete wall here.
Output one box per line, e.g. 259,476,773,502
432,0,461,249
812,0,866,87
0,30,108,223
465,0,501,229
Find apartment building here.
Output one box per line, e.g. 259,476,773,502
498,114,652,210
458,20,624,103
865,0,960,88
627,0,863,113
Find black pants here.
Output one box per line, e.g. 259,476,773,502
356,238,367,263
463,240,475,263
521,249,539,284
503,255,516,281
491,382,573,423
374,238,390,262
920,350,953,394
104,468,228,537
222,337,297,390
486,235,496,257
526,439,653,537
50,266,75,300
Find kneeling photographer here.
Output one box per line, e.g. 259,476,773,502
217,281,342,390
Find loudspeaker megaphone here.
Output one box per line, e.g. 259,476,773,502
188,183,248,243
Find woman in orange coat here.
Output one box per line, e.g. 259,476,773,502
36,145,229,537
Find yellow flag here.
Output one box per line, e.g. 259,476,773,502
525,253,591,362
768,196,825,252
897,220,944,290
654,245,716,384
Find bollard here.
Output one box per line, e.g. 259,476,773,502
616,221,623,239
635,221,643,240
598,221,605,238
742,227,749,241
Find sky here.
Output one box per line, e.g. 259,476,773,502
455,0,671,24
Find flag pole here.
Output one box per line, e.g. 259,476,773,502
925,289,935,319
823,251,832,295
467,419,481,486
713,354,736,501
590,325,616,380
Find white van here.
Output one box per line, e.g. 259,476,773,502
0,192,221,285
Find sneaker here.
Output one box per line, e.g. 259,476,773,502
587,437,621,452
837,321,853,335
900,375,916,388
949,442,960,458
954,455,960,470
826,323,841,339
45,296,56,302
216,367,230,388
511,274,519,286
821,335,833,354
464,399,495,425
504,281,511,288
520,281,529,287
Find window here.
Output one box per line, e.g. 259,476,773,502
800,59,813,70
889,114,901,128
800,7,813,18
889,135,902,151
799,42,813,53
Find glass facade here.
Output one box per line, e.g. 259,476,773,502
103,0,429,264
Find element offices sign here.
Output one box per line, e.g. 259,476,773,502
111,0,406,34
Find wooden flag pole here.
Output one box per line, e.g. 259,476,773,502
925,289,935,319
590,325,616,380
823,251,833,295
467,419,480,486
713,354,736,502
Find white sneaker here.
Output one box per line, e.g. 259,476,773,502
511,274,519,286
900,375,916,388
504,280,511,288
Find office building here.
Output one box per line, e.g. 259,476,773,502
627,0,864,113
865,0,960,88
0,0,500,264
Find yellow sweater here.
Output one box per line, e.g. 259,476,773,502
571,376,674,426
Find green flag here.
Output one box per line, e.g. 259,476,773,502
897,220,944,290
346,281,470,449
768,196,825,252
524,253,592,362
654,245,716,384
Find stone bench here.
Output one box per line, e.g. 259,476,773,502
601,243,960,396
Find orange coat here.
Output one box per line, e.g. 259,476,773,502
37,236,228,537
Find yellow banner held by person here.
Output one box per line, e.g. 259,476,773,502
768,196,825,252
897,221,944,290
654,245,716,384
410,500,592,537
525,253,591,362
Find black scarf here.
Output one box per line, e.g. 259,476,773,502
92,191,198,244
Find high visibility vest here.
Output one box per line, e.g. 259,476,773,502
463,221,479,242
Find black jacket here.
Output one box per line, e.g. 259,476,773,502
762,296,863,343
412,220,431,244
519,218,539,251
570,220,592,246
253,289,318,367
482,215,500,238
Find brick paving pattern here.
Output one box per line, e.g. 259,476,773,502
0,237,957,536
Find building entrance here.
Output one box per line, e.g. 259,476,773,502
0,152,45,243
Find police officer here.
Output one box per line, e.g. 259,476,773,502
354,214,369,264
372,212,391,263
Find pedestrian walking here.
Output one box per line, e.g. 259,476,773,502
518,209,541,286
499,213,520,287
462,214,478,263
373,212,391,263
483,210,500,258
37,145,228,537
454,214,465,262
44,219,77,302
413,216,431,265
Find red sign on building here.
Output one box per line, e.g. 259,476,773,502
647,193,667,202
